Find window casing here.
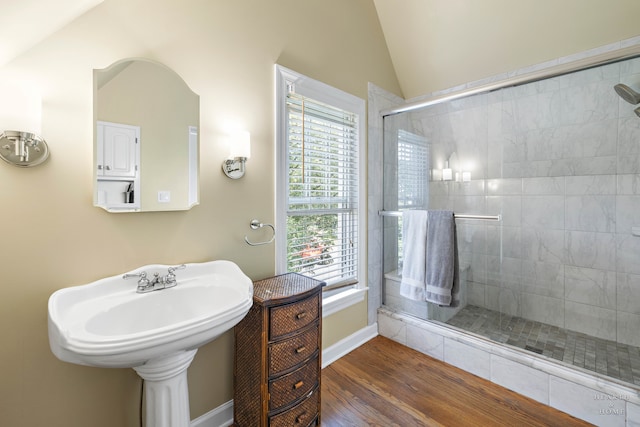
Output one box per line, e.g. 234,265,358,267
275,65,365,293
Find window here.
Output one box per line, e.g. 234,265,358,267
396,130,429,270
397,130,429,210
275,65,365,294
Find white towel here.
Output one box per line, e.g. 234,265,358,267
399,210,428,301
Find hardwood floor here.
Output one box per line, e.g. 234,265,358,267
321,336,592,426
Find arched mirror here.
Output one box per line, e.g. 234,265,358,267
93,58,199,212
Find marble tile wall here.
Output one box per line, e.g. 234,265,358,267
396,55,640,348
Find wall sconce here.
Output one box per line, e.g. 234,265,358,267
442,161,453,181
0,131,49,167
222,130,250,179
0,83,49,167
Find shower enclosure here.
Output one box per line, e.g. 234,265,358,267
380,52,640,388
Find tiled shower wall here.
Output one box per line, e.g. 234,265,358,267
385,56,640,347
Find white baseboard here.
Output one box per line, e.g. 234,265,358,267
322,322,378,368
192,323,378,427
191,399,233,427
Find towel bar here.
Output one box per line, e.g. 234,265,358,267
378,210,501,221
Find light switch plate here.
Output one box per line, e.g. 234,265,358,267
158,191,171,203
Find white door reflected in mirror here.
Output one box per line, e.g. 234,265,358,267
95,121,140,209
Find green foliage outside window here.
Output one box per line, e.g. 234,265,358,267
286,214,337,275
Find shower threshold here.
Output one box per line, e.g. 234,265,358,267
445,305,640,386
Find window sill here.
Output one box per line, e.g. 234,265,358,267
322,287,367,318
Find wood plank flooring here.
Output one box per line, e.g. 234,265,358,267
321,336,592,426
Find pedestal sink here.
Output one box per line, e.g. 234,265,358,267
47,260,253,427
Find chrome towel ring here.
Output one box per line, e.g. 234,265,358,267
244,219,276,246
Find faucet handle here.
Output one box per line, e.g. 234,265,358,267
167,264,186,274
165,264,186,286
123,271,150,287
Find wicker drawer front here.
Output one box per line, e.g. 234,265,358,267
268,357,318,410
269,294,319,340
269,388,318,427
269,325,319,376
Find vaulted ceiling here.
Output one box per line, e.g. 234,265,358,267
0,0,103,67
4,0,640,101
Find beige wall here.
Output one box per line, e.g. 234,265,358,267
374,0,640,98
0,1,399,426
322,297,368,348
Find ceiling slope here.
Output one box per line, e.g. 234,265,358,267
0,0,103,67
373,0,640,99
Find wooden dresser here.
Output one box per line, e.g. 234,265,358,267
233,273,324,427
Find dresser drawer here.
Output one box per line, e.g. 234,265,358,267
268,357,318,411
269,294,319,340
269,325,319,376
269,388,318,427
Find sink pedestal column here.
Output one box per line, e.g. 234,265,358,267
134,349,198,427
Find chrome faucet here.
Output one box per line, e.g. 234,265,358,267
124,264,186,293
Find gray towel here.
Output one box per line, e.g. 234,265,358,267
425,210,459,307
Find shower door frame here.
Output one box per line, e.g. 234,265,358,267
382,45,640,118
372,40,640,387
375,42,640,317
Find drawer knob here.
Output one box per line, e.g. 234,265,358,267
293,380,304,390
295,346,306,354
296,311,307,320
295,411,307,424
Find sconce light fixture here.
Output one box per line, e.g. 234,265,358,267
442,161,453,181
0,84,49,167
222,130,250,179
0,131,49,167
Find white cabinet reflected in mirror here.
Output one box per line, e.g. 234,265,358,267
93,58,199,212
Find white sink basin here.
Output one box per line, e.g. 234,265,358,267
48,259,253,368
48,260,253,427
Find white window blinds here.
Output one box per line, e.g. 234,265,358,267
285,92,359,287
397,130,429,271
397,130,429,209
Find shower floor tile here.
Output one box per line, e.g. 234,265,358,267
445,305,640,386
